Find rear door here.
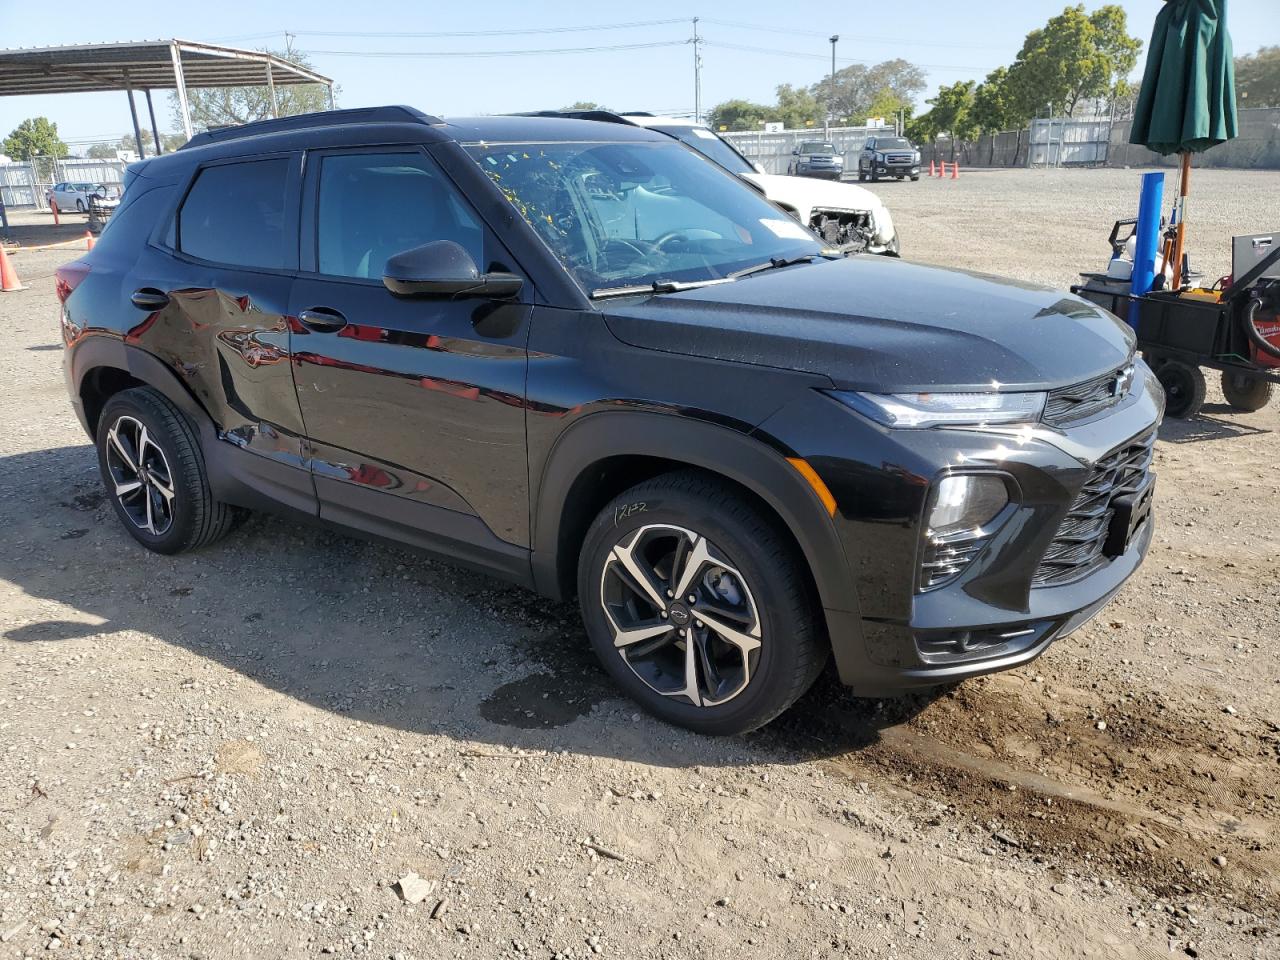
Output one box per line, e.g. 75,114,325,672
288,146,533,558
133,154,314,514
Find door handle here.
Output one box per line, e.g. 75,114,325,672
298,307,348,333
130,288,169,311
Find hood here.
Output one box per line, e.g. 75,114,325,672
602,256,1135,393
743,173,886,216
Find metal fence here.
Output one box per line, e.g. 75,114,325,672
0,158,129,207
721,125,893,175
1028,117,1113,167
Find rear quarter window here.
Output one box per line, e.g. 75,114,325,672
177,159,290,269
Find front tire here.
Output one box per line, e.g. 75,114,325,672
75,199,86,213
96,387,239,554
578,471,826,735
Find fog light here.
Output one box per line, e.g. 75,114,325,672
928,475,1009,536
919,475,1011,591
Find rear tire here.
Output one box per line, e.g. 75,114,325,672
578,470,826,735
1156,361,1206,419
96,387,239,555
1221,371,1274,412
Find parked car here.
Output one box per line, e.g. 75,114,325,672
523,111,898,256
859,136,922,182
59,106,1162,735
47,181,120,213
787,140,843,180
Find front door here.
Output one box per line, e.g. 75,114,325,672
289,147,533,560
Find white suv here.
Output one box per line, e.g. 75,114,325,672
529,111,899,256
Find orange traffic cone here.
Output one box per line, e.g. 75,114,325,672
929,159,937,177
951,161,960,180
0,244,26,292
84,230,96,250
49,198,60,226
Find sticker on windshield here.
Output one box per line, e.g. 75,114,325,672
690,127,717,139
760,218,813,240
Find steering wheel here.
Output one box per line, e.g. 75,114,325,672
653,231,691,252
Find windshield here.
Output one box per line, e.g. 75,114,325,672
799,142,835,155
468,140,824,296
651,125,755,176
874,138,913,151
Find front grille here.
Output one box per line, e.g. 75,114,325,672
1032,430,1155,587
885,153,914,164
1044,365,1131,426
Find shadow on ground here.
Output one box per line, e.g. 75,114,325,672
1158,404,1272,443
1,444,941,769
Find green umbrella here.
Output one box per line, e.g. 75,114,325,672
1129,0,1238,288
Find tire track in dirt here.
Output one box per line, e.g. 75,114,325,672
822,673,1280,917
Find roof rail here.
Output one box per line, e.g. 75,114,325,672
511,109,636,127
180,105,442,150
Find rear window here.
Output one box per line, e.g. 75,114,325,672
178,159,289,269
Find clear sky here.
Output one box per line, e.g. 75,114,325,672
1,0,1276,151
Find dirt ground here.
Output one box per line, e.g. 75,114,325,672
1,169,1278,960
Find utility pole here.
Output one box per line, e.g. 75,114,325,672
827,35,839,137
692,18,703,124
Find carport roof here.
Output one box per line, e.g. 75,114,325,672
0,39,331,96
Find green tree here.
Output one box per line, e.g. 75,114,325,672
706,99,771,132
928,81,978,141
3,117,68,160
86,142,118,160
809,59,927,125
971,68,1018,134
1236,46,1280,108
773,84,822,129
169,50,333,131
1006,4,1142,118
560,101,609,111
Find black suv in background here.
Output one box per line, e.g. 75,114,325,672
859,136,922,181
60,107,1162,735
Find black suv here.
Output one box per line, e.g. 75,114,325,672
60,107,1162,735
859,136,922,181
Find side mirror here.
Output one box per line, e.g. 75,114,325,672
382,240,523,299
752,162,766,174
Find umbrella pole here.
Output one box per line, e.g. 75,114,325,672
1170,151,1191,289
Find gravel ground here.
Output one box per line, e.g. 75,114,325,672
1,174,1279,960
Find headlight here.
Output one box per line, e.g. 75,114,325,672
874,152,885,162
914,151,921,162
830,391,1046,429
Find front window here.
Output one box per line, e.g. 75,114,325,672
467,140,824,296
799,142,834,155
651,125,755,176
874,138,913,151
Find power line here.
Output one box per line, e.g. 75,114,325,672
701,17,1011,51
293,19,685,38
305,40,689,59
702,40,992,73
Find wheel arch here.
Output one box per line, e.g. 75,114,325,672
71,338,215,440
531,412,859,626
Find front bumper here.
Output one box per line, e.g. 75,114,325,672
796,166,843,180
755,361,1164,696
874,163,920,177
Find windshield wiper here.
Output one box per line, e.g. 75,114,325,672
726,254,829,281
591,277,731,299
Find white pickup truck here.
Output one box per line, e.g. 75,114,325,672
528,111,899,257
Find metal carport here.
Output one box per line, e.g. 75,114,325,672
0,39,335,156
